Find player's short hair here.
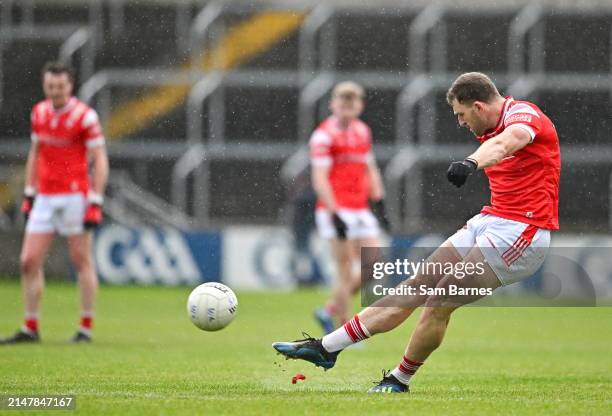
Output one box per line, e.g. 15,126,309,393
446,72,500,105
42,61,75,83
332,81,365,100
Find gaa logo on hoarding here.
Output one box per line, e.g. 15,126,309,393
94,225,204,285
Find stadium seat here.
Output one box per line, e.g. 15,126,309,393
224,85,299,144
333,11,416,71
361,87,402,144
444,12,516,72
542,14,611,72
210,159,285,221
537,90,612,145
0,40,66,138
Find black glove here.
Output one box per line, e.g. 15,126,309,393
332,213,347,240
369,199,390,231
447,158,478,188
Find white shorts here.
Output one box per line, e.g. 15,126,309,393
448,213,550,285
315,208,380,240
26,193,86,236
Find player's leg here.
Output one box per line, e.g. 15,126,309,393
322,240,463,353
10,232,55,343
338,210,383,324
1,194,57,344
373,217,551,392
66,232,97,342
272,214,480,368
61,193,97,342
273,240,464,368
373,245,501,392
313,209,349,333
21,232,55,320
351,233,381,295
330,238,357,325
351,207,383,296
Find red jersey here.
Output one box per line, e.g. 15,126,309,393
478,97,560,229
31,97,105,195
309,116,373,209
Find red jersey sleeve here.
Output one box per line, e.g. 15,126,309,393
503,103,543,142
309,129,332,167
81,108,105,148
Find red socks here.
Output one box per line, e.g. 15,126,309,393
23,316,38,334
79,312,94,334
322,314,371,352
343,314,370,343
21,313,94,335
391,356,424,385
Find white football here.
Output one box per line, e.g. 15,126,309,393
187,282,238,331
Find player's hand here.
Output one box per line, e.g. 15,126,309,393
84,191,104,230
21,192,35,222
332,213,348,240
84,204,103,230
447,158,478,188
369,199,390,231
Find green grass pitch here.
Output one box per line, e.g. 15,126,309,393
1,281,611,415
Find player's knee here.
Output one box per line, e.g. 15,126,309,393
69,247,92,271
386,306,413,322
420,306,453,324
20,253,39,276
423,290,447,308
334,251,352,269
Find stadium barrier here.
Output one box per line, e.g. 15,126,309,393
2,223,610,303
87,226,612,303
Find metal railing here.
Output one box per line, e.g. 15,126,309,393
186,72,224,143
409,3,445,72
508,3,545,74
58,27,96,83
189,1,225,71
171,143,209,224
106,170,195,229
297,72,335,143
0,24,82,109
297,70,412,144
0,0,104,107
298,3,334,80
4,2,612,230
185,69,303,144
79,69,200,121
384,144,612,233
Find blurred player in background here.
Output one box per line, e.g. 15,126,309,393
309,81,387,334
1,62,109,344
274,72,560,393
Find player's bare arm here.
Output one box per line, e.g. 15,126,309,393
20,141,40,220
366,154,385,201
23,141,39,192
88,145,109,197
448,126,532,187
467,125,532,169
311,164,337,212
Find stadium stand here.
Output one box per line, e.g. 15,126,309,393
1,0,611,231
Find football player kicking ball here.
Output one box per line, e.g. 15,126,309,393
273,72,560,392
309,81,387,334
1,62,109,344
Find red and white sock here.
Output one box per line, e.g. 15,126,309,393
391,355,423,385
79,311,94,335
22,313,39,334
322,314,370,352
